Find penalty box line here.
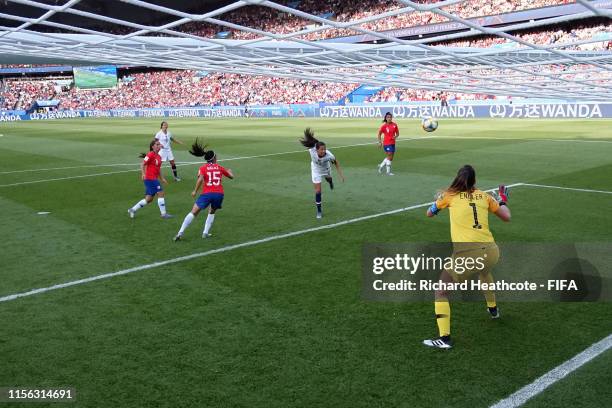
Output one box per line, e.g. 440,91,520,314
489,333,612,408
0,182,523,304
521,183,612,195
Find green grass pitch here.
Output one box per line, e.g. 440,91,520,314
0,118,611,407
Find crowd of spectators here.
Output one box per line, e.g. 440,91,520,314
437,21,612,51
1,71,356,110
8,60,608,109
0,79,59,110
362,20,611,103
365,62,612,103
27,0,577,41
366,87,490,103
177,0,575,41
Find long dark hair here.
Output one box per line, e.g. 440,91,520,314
300,127,325,149
160,121,168,128
139,139,158,158
189,138,215,162
447,165,476,194
383,111,392,123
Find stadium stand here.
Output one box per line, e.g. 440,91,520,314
1,71,356,110
178,0,577,41
1,1,610,110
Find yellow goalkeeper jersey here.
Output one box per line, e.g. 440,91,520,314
435,189,500,243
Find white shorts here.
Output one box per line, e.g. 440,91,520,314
311,170,331,184
159,148,174,162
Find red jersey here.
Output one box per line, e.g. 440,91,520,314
199,163,231,194
379,122,399,145
143,151,162,180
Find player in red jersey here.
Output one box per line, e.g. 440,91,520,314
128,139,172,219
174,139,234,241
377,112,400,176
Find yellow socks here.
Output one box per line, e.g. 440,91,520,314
435,300,451,337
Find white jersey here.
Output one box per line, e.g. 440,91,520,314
155,130,173,151
155,130,174,161
309,147,335,176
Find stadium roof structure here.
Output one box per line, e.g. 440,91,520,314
1,0,611,100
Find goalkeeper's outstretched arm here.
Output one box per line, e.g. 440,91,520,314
495,205,511,222
494,184,511,222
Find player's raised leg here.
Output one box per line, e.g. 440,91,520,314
129,196,151,218
314,181,323,219
174,203,201,241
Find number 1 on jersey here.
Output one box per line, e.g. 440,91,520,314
469,202,482,229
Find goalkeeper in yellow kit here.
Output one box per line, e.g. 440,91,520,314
423,164,511,349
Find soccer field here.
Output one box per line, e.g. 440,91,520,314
1,118,611,407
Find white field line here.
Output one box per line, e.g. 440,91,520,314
431,135,612,144
0,163,139,174
521,183,612,195
0,137,433,187
0,182,523,303
0,169,144,187
489,333,612,408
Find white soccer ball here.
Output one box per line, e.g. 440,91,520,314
421,117,439,132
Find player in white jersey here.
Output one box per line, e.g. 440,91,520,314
300,128,345,219
155,121,184,181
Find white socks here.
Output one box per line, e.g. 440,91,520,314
131,199,147,213
379,158,392,173
157,197,166,215
203,214,216,235
177,213,216,237
178,212,195,235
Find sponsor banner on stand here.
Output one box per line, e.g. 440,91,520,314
1,103,610,122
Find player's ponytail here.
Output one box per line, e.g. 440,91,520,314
447,164,476,194
189,138,216,163
300,127,322,148
139,139,158,158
